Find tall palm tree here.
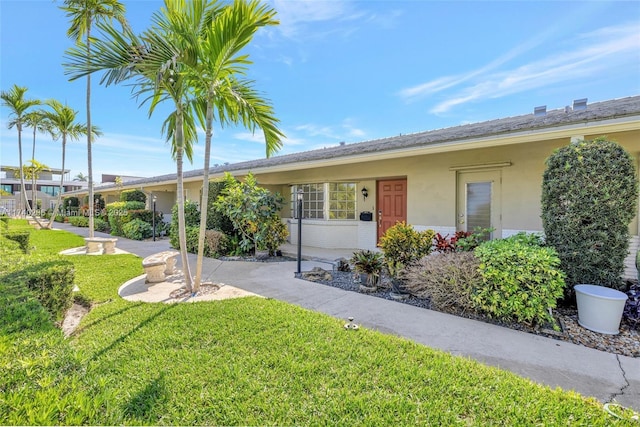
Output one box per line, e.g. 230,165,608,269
43,99,101,229
0,85,41,216
60,0,128,238
188,0,284,290
24,109,52,216
64,0,207,290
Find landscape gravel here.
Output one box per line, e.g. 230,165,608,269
303,269,640,358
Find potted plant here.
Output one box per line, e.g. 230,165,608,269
351,249,383,291
378,222,434,299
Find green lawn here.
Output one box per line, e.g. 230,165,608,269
0,226,627,425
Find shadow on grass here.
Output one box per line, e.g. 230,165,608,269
123,372,168,421
71,300,145,337
89,303,178,362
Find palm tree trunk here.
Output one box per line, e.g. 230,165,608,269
86,19,95,238
175,106,193,291
49,137,66,228
31,127,36,214
194,93,215,290
17,124,29,218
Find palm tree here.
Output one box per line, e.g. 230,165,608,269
24,109,52,216
64,0,207,290
22,159,49,212
63,0,284,293
0,85,41,216
60,0,128,238
73,172,88,181
188,0,284,290
43,99,101,229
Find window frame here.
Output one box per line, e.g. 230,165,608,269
291,182,357,220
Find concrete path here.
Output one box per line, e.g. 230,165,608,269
53,223,640,412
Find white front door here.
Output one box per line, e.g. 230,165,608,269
456,170,501,239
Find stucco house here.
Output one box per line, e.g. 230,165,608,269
67,95,640,278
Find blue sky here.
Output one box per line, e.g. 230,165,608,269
1,0,639,181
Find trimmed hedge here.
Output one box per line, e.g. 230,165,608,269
542,137,638,295
4,230,31,254
25,260,75,323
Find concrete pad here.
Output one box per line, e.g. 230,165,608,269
118,273,259,304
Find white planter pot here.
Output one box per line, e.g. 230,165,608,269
574,284,628,335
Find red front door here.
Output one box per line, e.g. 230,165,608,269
377,179,407,242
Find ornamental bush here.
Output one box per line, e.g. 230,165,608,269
473,235,565,326
122,218,153,240
378,222,434,277
214,173,287,254
541,137,638,296
106,201,146,236
169,200,200,249
207,180,235,235
120,189,146,203
403,251,481,313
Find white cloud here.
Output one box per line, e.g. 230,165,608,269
420,21,640,114
272,0,354,38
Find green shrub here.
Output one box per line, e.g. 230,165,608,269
403,252,481,313
204,229,228,257
378,222,435,277
207,180,235,235
25,260,75,322
62,196,80,213
94,217,109,232
214,173,286,253
122,219,153,240
185,225,200,253
4,230,31,254
169,200,200,249
68,216,89,227
128,209,163,226
106,201,146,236
120,189,146,203
542,137,638,296
473,236,565,326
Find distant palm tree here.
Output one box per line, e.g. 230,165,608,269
22,159,49,212
187,0,284,289
61,0,128,238
73,172,88,181
0,85,41,216
43,99,101,229
24,109,52,216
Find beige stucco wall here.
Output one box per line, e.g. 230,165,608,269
243,130,639,251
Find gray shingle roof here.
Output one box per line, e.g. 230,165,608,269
96,95,640,190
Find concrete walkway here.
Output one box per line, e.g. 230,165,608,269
54,223,640,412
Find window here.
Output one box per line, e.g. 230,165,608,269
329,182,356,219
291,182,357,220
40,185,60,196
1,184,12,195
291,183,324,219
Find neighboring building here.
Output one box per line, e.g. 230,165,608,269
0,165,87,213
65,96,640,278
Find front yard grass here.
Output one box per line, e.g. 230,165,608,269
0,227,622,425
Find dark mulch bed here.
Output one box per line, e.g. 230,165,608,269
303,269,640,358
